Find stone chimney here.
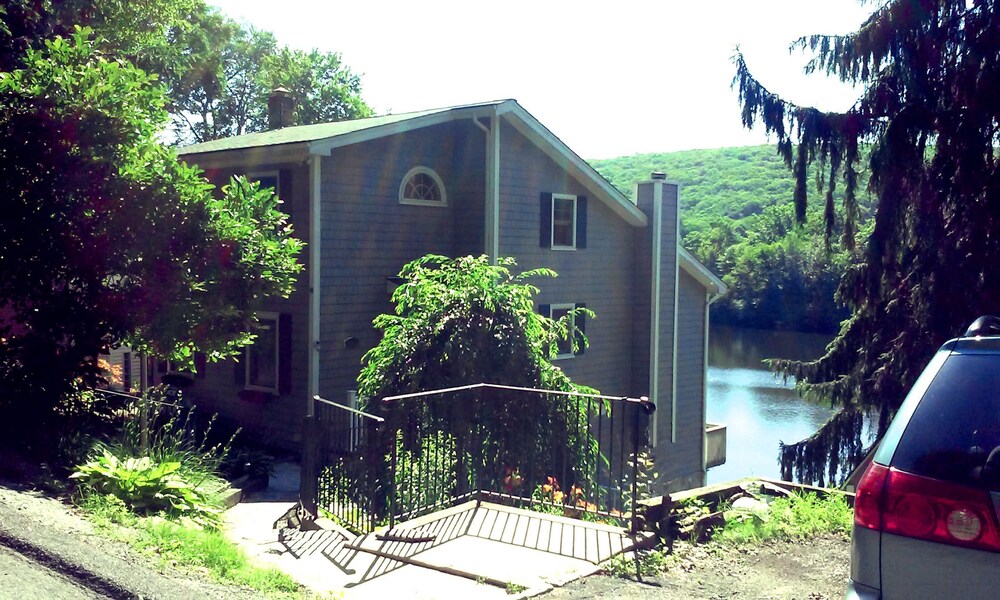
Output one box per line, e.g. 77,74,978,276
267,87,294,130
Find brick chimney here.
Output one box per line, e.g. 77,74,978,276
267,87,294,130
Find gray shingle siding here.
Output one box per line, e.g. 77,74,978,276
669,269,708,484
318,121,486,405
172,161,312,448
496,121,635,399
172,109,718,486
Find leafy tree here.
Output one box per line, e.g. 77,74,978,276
164,13,277,142
261,47,373,126
357,255,598,495
163,8,372,143
0,1,373,145
0,0,202,73
733,0,1000,484
0,30,303,423
358,255,592,400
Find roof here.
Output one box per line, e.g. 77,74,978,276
179,101,508,155
179,99,725,294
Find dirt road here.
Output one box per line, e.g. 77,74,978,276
543,535,850,600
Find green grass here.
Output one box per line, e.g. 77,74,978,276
80,494,302,597
715,491,853,545
604,548,668,579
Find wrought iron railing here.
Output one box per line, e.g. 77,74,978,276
311,384,655,534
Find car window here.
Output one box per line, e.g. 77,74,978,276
892,353,1000,490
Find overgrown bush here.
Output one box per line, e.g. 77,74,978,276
392,429,459,517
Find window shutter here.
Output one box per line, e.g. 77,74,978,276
195,353,207,379
539,304,550,317
279,169,292,217
278,313,292,395
576,196,587,249
233,353,244,386
157,360,167,374
575,303,586,355
540,193,552,248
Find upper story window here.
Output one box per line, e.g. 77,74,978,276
540,192,587,250
552,194,576,248
399,166,447,207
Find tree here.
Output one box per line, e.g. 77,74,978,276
0,0,202,73
162,11,277,142
261,47,373,126
0,30,303,421
733,0,1000,484
164,9,372,144
358,255,592,401
356,255,598,497
0,1,373,145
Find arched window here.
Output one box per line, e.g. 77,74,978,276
399,166,446,207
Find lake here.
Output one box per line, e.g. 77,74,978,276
706,326,836,484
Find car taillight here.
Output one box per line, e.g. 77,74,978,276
854,463,1000,552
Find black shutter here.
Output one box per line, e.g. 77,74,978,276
233,353,244,386
278,169,292,217
195,352,207,379
540,193,552,248
539,303,550,318
278,313,292,395
576,196,587,249
575,303,586,355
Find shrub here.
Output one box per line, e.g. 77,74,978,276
71,445,226,529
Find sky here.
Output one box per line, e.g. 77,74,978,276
208,0,874,159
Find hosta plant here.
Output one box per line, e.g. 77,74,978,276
72,447,224,529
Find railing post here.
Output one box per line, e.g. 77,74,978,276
389,415,398,530
630,402,641,536
300,414,319,522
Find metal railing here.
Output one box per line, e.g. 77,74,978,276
310,384,655,534
312,395,385,532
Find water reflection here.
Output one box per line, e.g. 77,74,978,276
706,326,835,484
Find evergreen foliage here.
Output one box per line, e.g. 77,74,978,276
733,0,1000,484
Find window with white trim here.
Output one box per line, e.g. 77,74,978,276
158,359,193,379
551,194,577,249
245,313,279,393
550,303,576,359
399,166,447,206
248,171,279,196
542,303,587,360
540,192,587,249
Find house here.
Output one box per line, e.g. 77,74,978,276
166,96,726,493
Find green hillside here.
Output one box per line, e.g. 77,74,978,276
591,145,872,235
591,146,874,334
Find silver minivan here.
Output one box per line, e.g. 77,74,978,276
848,317,1000,598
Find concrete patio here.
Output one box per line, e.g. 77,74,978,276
224,463,653,598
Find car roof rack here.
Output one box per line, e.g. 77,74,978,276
964,315,1000,337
